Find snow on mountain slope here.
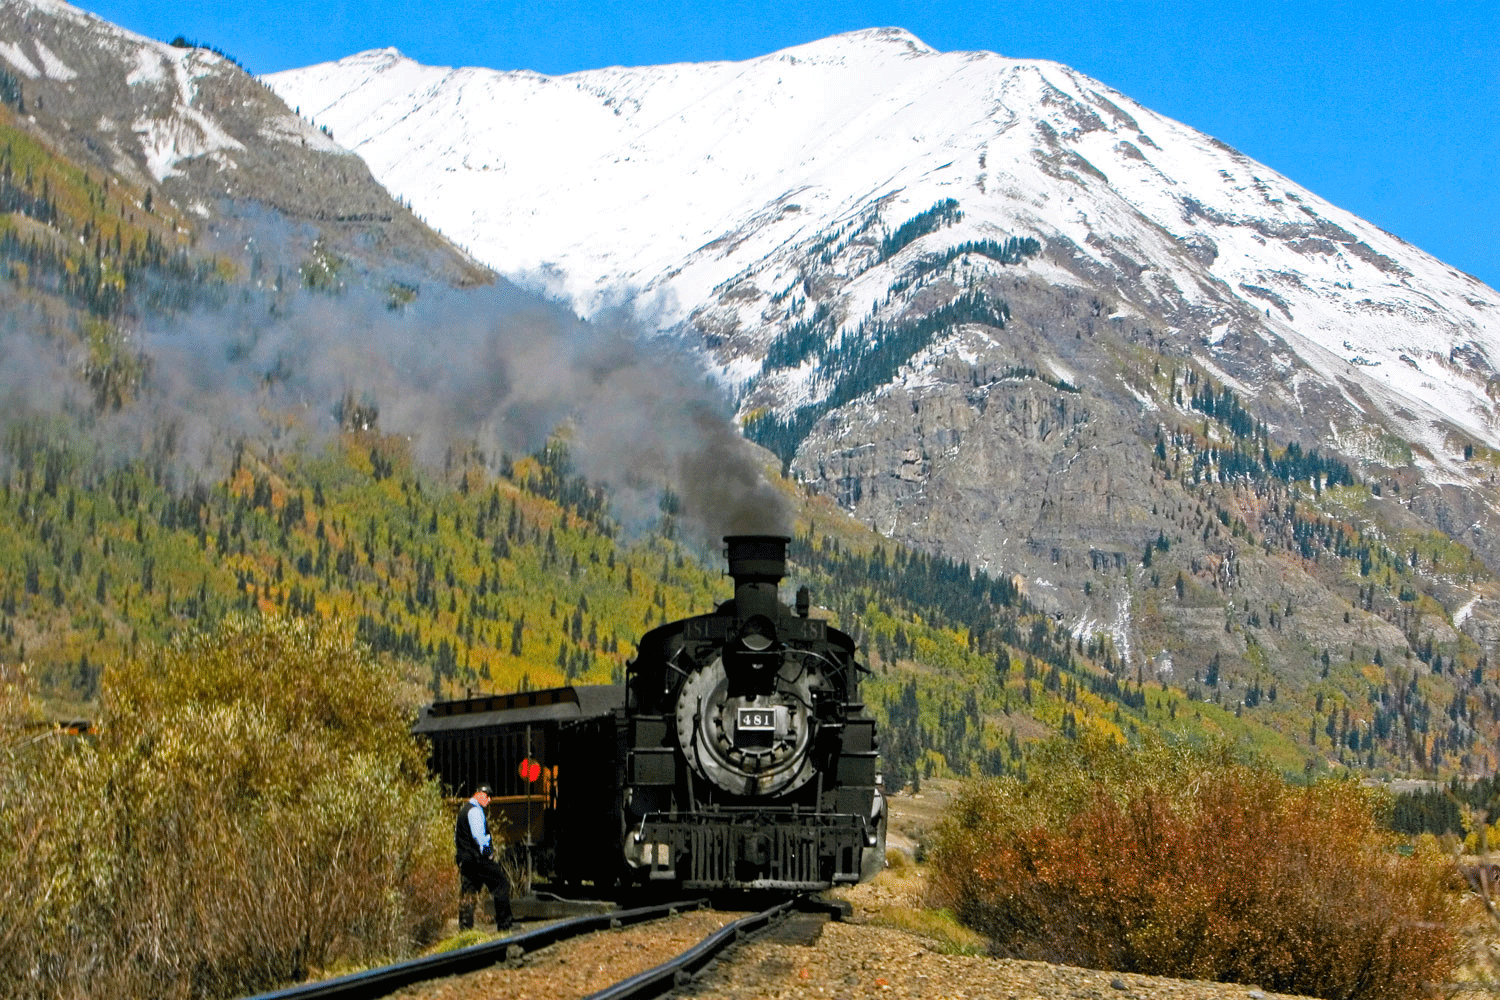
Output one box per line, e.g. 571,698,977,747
0,0,481,282
0,0,340,186
267,28,1500,454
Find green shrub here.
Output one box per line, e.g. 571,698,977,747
0,616,451,1000
929,733,1462,1000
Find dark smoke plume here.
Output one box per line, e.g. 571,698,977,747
2,214,792,542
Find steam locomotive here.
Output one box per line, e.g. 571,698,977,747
412,534,886,891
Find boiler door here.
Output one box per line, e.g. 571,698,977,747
675,657,818,797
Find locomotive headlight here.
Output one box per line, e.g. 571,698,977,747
738,615,776,651
728,615,781,697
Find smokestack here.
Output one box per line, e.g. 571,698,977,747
724,534,789,624
724,534,789,591
723,534,790,697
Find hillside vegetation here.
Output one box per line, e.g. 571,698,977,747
8,402,1500,786
0,407,1329,777
3,62,1499,778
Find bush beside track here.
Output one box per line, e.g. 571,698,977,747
928,734,1463,1000
0,615,451,1000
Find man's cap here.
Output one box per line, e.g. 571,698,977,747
475,783,494,796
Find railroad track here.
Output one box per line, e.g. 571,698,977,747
243,896,798,1000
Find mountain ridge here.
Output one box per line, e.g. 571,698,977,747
266,31,1497,449
266,30,1500,760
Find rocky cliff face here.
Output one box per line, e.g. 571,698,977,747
784,261,1489,675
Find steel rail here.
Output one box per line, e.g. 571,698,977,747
241,898,709,1000
583,898,795,1000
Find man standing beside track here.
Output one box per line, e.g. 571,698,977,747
455,782,513,932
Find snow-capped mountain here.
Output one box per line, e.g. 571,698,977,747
268,30,1500,661
268,29,1498,452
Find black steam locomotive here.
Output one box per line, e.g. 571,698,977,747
412,535,886,891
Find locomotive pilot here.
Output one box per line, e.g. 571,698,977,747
455,782,514,931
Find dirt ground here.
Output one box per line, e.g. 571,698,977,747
880,779,955,863
408,778,1500,1000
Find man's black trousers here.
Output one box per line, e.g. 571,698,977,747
458,856,513,929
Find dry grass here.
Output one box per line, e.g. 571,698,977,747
868,905,989,956
424,928,493,955
835,850,988,956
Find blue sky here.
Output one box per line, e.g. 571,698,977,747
84,1,1498,290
